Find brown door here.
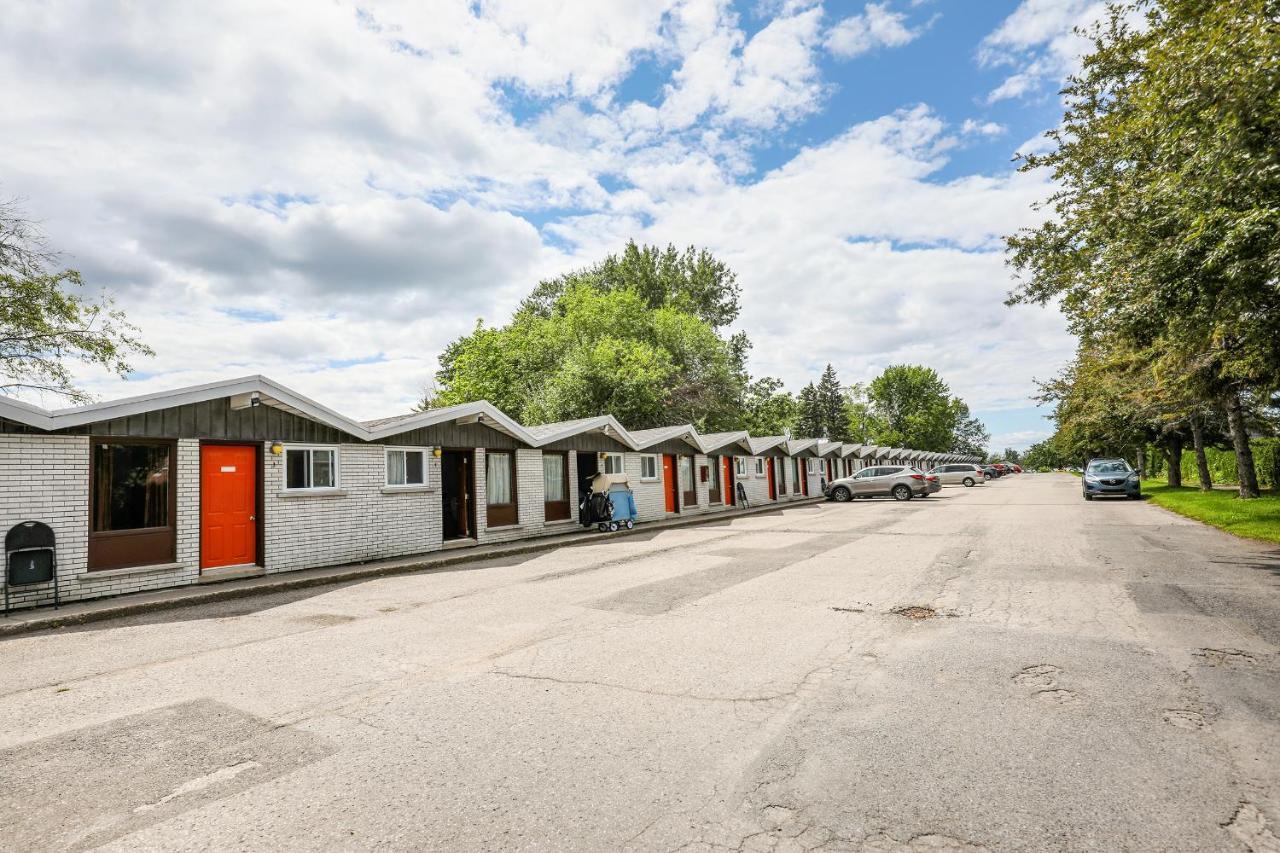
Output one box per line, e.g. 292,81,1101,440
680,456,697,508
766,458,777,500
442,450,476,539
200,444,257,570
543,452,570,521
707,456,721,504
662,455,677,512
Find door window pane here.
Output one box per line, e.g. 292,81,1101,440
488,452,513,504
93,443,170,531
543,454,566,501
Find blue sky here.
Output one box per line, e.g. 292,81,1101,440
1,0,1106,449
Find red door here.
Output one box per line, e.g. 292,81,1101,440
723,457,735,505
662,454,677,513
826,459,834,481
201,445,257,570
766,458,776,500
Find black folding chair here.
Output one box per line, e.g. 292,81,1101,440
5,521,59,615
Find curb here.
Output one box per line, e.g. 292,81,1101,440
1,497,825,638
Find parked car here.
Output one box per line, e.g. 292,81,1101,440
981,465,1001,479
991,462,1010,475
923,473,942,495
825,465,930,502
1082,458,1141,500
929,463,985,487
1010,464,1023,473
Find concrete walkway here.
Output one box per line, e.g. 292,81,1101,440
1,497,823,638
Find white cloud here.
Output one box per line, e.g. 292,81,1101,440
825,2,925,59
979,0,1109,103
960,119,1007,138
0,0,1074,429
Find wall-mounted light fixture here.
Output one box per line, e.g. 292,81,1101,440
433,447,443,458
270,441,284,455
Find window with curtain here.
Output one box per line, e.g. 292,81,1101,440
93,442,171,531
678,456,693,489
487,452,513,504
602,454,624,474
640,456,658,480
385,449,427,486
543,454,565,501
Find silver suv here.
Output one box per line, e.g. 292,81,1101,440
825,466,930,502
928,463,985,487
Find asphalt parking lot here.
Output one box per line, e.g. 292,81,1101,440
2,474,1278,851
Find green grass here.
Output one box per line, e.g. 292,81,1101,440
1143,481,1280,544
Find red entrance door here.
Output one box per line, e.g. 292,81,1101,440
201,445,257,570
766,459,776,500
826,459,834,481
662,454,677,512
723,457,735,505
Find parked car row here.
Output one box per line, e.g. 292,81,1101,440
822,458,1033,502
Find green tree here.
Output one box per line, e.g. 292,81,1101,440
741,376,797,436
1,198,152,402
1006,0,1280,497
867,365,983,453
794,382,821,437
844,382,886,445
951,400,992,458
520,240,741,330
428,279,748,430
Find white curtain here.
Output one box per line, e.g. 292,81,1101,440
543,455,565,501
387,450,407,485
487,453,512,504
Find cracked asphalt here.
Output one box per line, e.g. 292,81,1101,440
2,473,1279,851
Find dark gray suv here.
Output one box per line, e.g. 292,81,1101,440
1082,458,1141,500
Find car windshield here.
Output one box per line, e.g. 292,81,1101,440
1087,460,1131,475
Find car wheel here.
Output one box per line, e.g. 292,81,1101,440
1083,494,1093,501
831,486,852,502
892,484,912,501
962,477,975,487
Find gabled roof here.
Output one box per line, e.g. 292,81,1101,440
362,400,534,443
784,438,819,456
815,441,843,458
745,434,788,455
839,443,863,457
699,430,751,453
1,375,368,438
0,375,538,445
629,424,702,451
522,415,636,449
856,445,881,458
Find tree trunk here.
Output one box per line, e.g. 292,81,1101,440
1136,445,1146,479
1165,434,1183,488
1221,391,1260,498
1189,414,1213,491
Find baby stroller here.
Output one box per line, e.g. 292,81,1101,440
580,472,638,533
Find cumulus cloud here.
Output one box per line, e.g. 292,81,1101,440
979,0,1109,103
1,0,1073,425
825,2,926,59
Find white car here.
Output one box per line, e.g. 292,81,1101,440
927,463,985,487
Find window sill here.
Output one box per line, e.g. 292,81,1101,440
80,562,188,581
380,485,435,495
639,477,659,483
545,518,576,526
276,489,348,499
486,523,523,531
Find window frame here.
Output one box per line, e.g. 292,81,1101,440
754,457,765,477
88,437,177,571
601,453,625,475
735,457,747,477
484,449,518,527
542,451,570,521
384,446,429,489
639,454,659,481
283,444,340,492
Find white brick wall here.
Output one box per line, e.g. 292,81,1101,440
264,443,441,574
626,453,668,522
738,457,773,507
1,434,203,609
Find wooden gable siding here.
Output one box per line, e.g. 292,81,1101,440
538,432,630,453
384,421,522,449
641,438,702,456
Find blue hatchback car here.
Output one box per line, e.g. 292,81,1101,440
1082,458,1141,500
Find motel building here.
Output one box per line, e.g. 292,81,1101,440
0,376,978,611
